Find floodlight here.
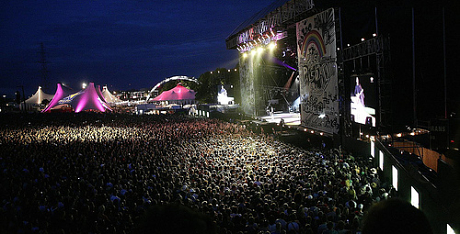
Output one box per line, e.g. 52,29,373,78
392,165,398,190
257,47,264,54
411,186,419,209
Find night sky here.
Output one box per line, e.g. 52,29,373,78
0,0,269,98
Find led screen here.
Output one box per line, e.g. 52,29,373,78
350,74,378,127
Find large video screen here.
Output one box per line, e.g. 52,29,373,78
350,74,377,127
217,84,235,105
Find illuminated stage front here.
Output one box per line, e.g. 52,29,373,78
258,112,301,126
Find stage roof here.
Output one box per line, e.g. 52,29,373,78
227,0,290,39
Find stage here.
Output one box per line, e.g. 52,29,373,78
258,112,301,126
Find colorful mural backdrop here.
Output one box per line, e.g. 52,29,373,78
297,8,339,134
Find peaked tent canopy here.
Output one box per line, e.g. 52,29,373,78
25,86,54,105
42,83,75,112
96,85,108,104
70,83,112,113
152,83,196,101
42,82,112,113
20,86,54,111
102,86,122,103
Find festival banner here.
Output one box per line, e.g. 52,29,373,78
296,8,339,134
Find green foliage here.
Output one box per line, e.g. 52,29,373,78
153,65,240,105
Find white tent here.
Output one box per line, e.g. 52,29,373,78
20,86,54,111
101,86,121,103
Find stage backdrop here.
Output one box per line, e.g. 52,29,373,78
297,8,339,134
239,52,256,117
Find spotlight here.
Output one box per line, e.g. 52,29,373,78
251,50,256,56
242,53,248,58
361,38,365,41
268,42,276,50
373,33,377,37
257,47,264,54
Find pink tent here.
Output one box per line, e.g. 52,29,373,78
152,83,195,101
42,83,74,112
42,82,112,113
71,83,112,112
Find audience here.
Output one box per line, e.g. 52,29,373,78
1,113,394,233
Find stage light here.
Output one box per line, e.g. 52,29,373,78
392,166,398,190
371,141,375,157
242,53,248,58
268,42,276,50
347,44,350,47
82,83,87,89
319,113,326,118
228,69,230,72
310,130,314,134
373,33,377,37
257,47,264,54
320,132,324,136
361,38,365,41
411,186,419,209
447,224,455,234
251,50,257,56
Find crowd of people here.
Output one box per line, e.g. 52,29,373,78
1,113,398,234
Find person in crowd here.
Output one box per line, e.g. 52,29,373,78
361,198,433,234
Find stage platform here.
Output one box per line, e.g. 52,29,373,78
258,112,301,126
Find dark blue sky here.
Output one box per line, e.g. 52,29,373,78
0,0,269,97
